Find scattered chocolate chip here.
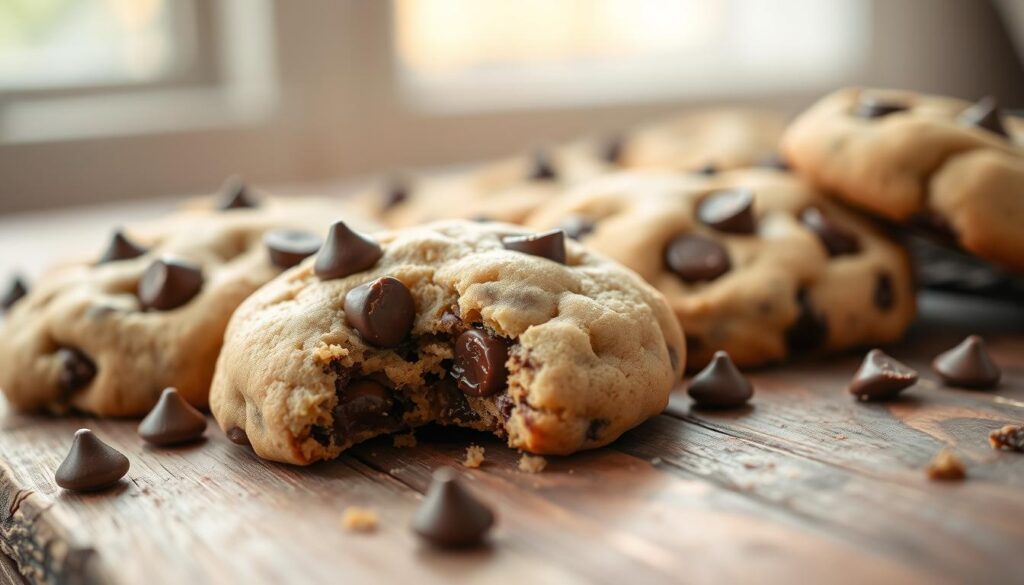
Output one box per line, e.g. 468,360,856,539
2,276,27,311
217,176,258,210
264,229,322,269
989,424,1024,452
452,329,510,397
664,234,731,283
314,221,384,280
932,335,1001,389
382,178,410,210
800,207,860,257
697,189,756,234
874,273,894,311
56,347,96,394
501,230,566,264
344,277,415,348
601,135,625,165
411,467,495,548
854,97,908,119
926,449,965,481
559,215,596,240
848,349,918,401
226,426,250,446
138,387,207,446
54,429,130,491
786,290,828,353
99,230,147,264
586,419,609,442
528,151,558,181
760,153,790,171
959,96,1008,137
138,258,203,311
687,351,753,408
695,162,717,176
333,379,397,438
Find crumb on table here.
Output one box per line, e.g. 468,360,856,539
989,424,1024,452
926,449,966,481
518,453,547,474
341,506,379,533
463,445,485,468
393,433,417,448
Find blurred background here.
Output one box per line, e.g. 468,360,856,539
1,0,1023,213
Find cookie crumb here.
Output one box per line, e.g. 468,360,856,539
989,424,1024,452
463,445,485,468
393,433,417,448
518,453,547,473
341,506,379,533
926,449,966,481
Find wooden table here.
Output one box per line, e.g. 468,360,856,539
0,203,1022,585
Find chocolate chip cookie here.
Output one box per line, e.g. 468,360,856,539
0,193,371,416
526,168,916,369
209,220,683,464
782,87,1024,272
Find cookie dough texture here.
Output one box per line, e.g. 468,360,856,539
210,221,684,465
527,168,916,369
0,196,373,416
782,87,1024,272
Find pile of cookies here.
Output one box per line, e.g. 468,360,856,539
0,88,1020,485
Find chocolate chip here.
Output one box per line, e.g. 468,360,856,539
559,215,596,240
932,335,1001,389
411,467,495,548
697,189,756,234
54,429,130,491
785,289,828,353
138,387,207,446
664,234,731,283
1,276,27,311
314,221,384,280
226,426,250,446
56,347,96,394
138,258,203,311
601,135,625,165
854,97,908,119
848,349,918,401
695,162,717,176
264,229,322,269
332,379,397,438
452,330,510,397
800,207,860,257
382,178,410,210
501,230,566,264
344,277,415,348
528,151,557,181
874,273,894,311
217,176,258,210
586,419,609,442
687,351,753,409
99,230,146,264
959,96,1008,137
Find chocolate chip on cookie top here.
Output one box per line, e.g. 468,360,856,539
343,276,415,348
381,178,410,210
664,234,731,283
1,276,27,312
601,135,626,165
848,349,918,401
687,351,753,409
697,189,756,234
264,229,322,269
932,335,1001,389
853,96,908,119
138,258,204,311
314,221,384,280
958,96,1008,138
56,347,96,394
800,206,860,257
138,387,207,446
217,176,258,210
528,150,558,181
874,273,895,311
501,229,567,264
785,289,828,353
55,429,130,491
452,329,510,397
99,230,147,264
411,467,495,548
695,162,718,176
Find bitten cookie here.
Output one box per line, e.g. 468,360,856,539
782,87,1024,272
209,220,683,464
0,190,372,416
527,168,916,369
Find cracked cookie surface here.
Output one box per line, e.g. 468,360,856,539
209,220,683,465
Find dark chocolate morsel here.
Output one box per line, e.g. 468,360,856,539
1,276,28,312
226,426,250,446
217,176,258,210
785,289,828,353
382,178,410,210
664,234,731,283
697,189,756,234
54,429,130,491
138,387,207,446
695,162,717,176
559,215,596,240
344,277,415,348
602,135,626,165
687,351,754,409
848,349,918,401
452,329,510,397
332,379,396,438
959,96,1008,138
800,207,860,257
874,273,894,311
99,230,147,264
264,229,322,269
56,347,96,394
854,97,908,119
501,230,566,264
138,258,204,311
932,335,1001,389
528,151,558,181
411,467,495,548
314,221,384,280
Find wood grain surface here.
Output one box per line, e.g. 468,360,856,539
0,204,1022,585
